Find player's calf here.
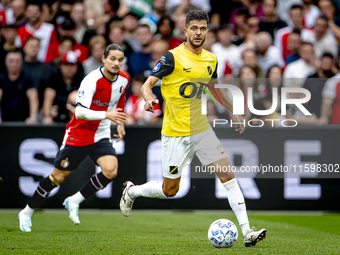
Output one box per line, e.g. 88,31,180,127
162,187,179,197
162,178,180,197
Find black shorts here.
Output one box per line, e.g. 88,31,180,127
54,138,117,171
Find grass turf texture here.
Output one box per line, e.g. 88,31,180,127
1,211,339,254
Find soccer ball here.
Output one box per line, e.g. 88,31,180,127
208,219,238,248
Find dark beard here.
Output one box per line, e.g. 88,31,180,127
188,37,206,48
108,70,118,77
322,70,332,77
16,14,25,21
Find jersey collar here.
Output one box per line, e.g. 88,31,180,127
182,42,204,57
100,66,119,83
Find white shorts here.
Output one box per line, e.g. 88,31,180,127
162,128,227,179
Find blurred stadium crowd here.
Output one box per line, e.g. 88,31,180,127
0,0,340,126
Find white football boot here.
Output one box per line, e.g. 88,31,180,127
119,181,135,217
244,227,267,247
18,210,32,232
63,197,80,225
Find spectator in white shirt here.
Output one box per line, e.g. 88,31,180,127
236,48,262,77
304,15,338,60
253,32,285,73
276,0,302,22
319,53,340,124
211,25,240,82
283,42,317,87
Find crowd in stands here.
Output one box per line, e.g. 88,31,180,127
1,0,340,126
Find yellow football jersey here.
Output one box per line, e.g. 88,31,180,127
151,43,218,137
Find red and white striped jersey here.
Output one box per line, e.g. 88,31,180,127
15,22,59,63
0,8,14,27
63,67,130,146
274,26,314,61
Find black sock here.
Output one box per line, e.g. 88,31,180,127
80,172,112,199
28,177,58,209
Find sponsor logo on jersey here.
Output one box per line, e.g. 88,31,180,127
153,62,161,72
92,100,110,107
61,158,69,168
183,67,192,72
207,66,212,75
77,90,85,98
169,165,179,175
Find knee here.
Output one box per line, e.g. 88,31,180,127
163,186,179,197
51,170,70,184
102,167,118,180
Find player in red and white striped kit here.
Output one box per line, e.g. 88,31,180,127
18,44,129,232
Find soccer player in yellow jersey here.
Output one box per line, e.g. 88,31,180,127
120,10,266,247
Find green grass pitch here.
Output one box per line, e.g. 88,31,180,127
1,211,340,254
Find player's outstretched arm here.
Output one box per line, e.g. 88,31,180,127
75,105,126,125
209,78,246,134
141,76,160,113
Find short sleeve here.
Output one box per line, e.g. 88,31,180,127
47,73,59,90
25,72,37,90
322,77,339,100
150,51,175,79
212,61,218,79
76,74,96,108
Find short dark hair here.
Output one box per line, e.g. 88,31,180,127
316,15,329,22
236,7,250,18
59,36,76,46
109,0,120,12
26,0,42,11
123,11,140,20
321,52,334,59
185,10,209,28
3,24,18,30
290,4,303,12
6,51,23,60
104,44,123,58
26,36,40,44
157,16,175,32
291,28,301,35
